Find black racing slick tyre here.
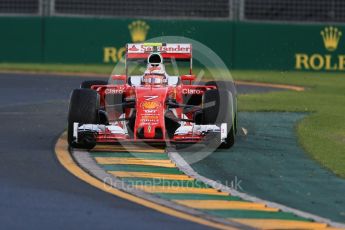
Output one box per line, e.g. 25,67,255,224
68,89,99,149
205,80,238,134
80,80,108,89
202,89,235,149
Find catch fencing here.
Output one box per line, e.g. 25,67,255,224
1,0,345,23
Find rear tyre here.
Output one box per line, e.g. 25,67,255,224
202,89,235,149
68,89,99,149
80,80,108,89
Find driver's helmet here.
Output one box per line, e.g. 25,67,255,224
144,63,166,75
142,63,167,85
142,74,167,85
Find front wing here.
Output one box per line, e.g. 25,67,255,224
72,123,228,145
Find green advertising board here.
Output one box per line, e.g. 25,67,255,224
233,22,345,71
44,17,234,66
0,17,43,62
0,16,345,71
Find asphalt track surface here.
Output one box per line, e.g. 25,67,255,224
0,73,277,230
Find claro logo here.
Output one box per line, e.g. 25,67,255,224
105,88,124,94
295,26,345,71
182,88,203,95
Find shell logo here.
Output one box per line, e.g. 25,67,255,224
141,101,160,109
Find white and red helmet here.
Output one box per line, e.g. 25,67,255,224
142,53,167,85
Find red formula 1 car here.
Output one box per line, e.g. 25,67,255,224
68,43,237,149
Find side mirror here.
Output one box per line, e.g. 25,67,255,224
111,75,127,85
181,75,196,81
111,75,127,81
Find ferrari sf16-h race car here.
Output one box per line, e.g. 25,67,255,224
68,43,237,149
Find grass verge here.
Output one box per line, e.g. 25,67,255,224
232,70,345,178
1,63,344,177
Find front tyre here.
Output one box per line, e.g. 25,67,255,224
67,89,99,149
202,89,235,149
205,80,237,134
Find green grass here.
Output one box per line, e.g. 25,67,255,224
232,70,345,178
1,63,345,177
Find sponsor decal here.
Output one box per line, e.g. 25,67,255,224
182,88,203,95
141,101,160,109
128,45,139,52
104,88,124,94
143,109,157,114
141,115,159,120
295,26,345,71
128,44,191,54
140,115,159,124
139,44,190,53
144,95,159,100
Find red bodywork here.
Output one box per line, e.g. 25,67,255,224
91,81,215,143
87,43,216,144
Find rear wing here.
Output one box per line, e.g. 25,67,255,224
126,43,192,74
126,43,192,60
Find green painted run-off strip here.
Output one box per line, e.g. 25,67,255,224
121,178,211,188
101,164,184,174
206,210,311,221
91,152,169,159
